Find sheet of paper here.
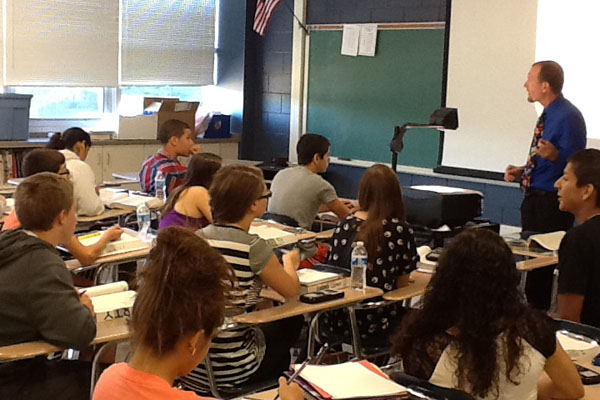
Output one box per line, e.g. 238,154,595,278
341,25,360,56
249,225,295,240
90,290,136,314
358,24,378,56
411,185,475,194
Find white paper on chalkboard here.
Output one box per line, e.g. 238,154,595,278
358,24,377,57
341,25,359,56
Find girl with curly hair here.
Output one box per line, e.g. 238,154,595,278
392,229,583,400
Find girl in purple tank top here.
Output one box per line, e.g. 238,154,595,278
159,153,222,230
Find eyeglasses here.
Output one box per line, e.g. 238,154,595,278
259,190,272,200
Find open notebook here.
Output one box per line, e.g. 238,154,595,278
74,229,149,257
293,360,408,399
557,330,600,361
249,224,300,247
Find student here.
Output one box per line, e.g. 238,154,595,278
159,153,222,230
554,149,600,328
392,229,584,400
93,227,303,400
0,173,97,400
139,119,202,197
321,164,418,346
180,165,302,394
48,127,104,216
1,149,122,267
267,133,352,229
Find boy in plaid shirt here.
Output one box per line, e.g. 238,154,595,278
139,119,201,196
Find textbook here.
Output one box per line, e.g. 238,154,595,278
82,281,136,322
297,268,350,295
527,231,565,252
291,360,409,399
99,188,163,210
75,229,148,257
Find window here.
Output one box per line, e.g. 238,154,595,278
11,87,106,119
1,0,217,134
120,86,205,102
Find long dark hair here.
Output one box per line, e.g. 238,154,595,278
47,127,92,150
161,153,222,216
392,229,537,398
356,164,406,260
132,227,234,356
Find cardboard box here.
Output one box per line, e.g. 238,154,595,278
118,97,199,140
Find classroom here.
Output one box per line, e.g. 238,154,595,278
1,0,599,399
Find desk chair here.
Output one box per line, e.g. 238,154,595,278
313,298,401,366
389,371,475,400
194,324,279,400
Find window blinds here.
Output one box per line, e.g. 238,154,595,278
121,0,216,86
5,0,119,86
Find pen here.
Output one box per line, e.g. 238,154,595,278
273,343,329,400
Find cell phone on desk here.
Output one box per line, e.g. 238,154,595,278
300,289,344,304
576,364,600,385
425,248,443,262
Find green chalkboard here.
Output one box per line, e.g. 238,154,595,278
306,29,445,168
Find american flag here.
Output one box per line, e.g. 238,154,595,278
253,0,283,36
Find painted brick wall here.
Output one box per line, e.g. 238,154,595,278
242,1,293,161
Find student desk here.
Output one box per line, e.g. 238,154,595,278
233,287,382,325
516,255,558,271
0,318,130,362
65,247,150,272
77,208,131,224
383,270,431,302
233,287,383,359
578,354,600,399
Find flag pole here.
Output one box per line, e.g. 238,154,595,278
282,0,309,34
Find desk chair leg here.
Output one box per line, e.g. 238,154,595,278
347,306,364,360
90,340,123,400
549,268,559,314
519,270,528,293
307,310,327,359
203,354,223,399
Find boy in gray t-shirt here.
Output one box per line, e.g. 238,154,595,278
268,134,352,229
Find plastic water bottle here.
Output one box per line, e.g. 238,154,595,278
136,203,151,241
350,241,368,290
155,171,166,202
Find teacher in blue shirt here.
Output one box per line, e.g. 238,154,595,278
504,60,586,311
